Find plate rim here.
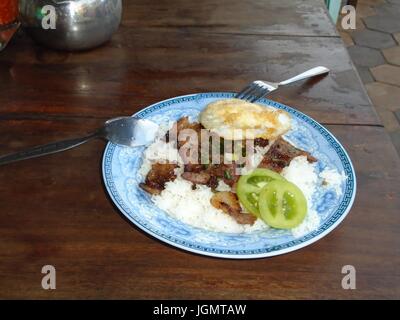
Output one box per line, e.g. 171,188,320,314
102,92,357,259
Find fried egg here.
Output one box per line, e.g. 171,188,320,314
199,99,291,140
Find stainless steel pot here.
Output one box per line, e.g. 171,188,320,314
19,0,122,51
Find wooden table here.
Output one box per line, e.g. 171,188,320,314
0,0,399,299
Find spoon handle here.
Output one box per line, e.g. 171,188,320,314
0,133,98,166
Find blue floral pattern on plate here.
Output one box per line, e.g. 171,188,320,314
102,93,356,259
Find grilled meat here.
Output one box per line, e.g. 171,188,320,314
210,191,256,225
254,137,269,148
181,171,211,185
169,116,203,149
258,137,317,173
207,175,219,189
181,162,240,189
183,163,204,173
207,162,240,187
139,162,178,195
139,183,162,195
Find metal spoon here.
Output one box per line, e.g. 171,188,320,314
0,117,159,166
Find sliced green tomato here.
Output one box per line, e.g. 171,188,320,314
259,180,307,229
237,168,285,217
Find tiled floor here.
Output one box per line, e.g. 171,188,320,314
338,0,400,155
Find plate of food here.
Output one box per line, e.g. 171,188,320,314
102,93,356,259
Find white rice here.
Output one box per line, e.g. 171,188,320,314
291,209,321,238
138,125,182,177
280,156,321,237
319,167,347,196
139,127,345,237
281,156,318,204
153,177,267,233
215,180,232,192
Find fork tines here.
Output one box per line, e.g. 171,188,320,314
235,81,272,102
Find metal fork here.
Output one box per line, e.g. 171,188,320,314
235,66,330,102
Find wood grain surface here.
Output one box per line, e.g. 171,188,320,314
122,0,339,36
0,28,378,125
0,0,398,299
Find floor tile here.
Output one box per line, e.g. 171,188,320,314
356,16,366,31
352,29,396,49
364,14,400,34
347,45,385,67
375,109,400,132
393,32,400,43
375,3,400,18
356,65,375,84
361,0,386,5
339,31,354,46
395,110,400,123
340,0,400,156
389,131,400,156
382,46,400,66
355,3,376,18
370,64,400,86
365,82,400,111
